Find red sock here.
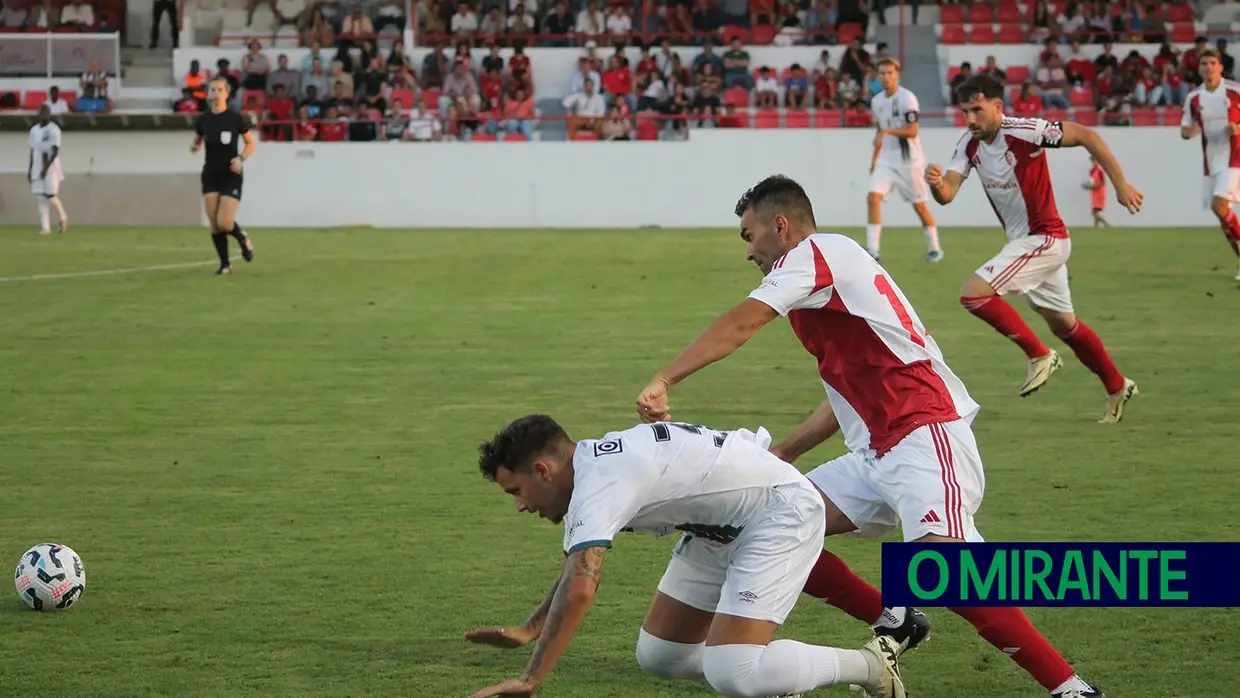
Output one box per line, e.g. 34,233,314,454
801,549,884,624
1055,320,1125,394
960,296,1050,359
950,606,1075,691
1221,210,1240,256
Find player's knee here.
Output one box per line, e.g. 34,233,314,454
866,192,883,206
1213,199,1232,218
701,645,765,698
634,629,702,679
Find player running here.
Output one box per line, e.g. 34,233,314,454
1083,157,1109,228
865,58,942,262
192,78,255,276
925,74,1142,424
27,105,68,235
1181,48,1240,281
635,175,1108,698
465,415,907,698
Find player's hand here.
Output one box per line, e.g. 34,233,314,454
636,377,672,424
1115,181,1144,215
229,157,243,174
468,678,536,698
925,164,944,187
465,626,537,648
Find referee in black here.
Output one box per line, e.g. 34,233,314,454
192,77,256,276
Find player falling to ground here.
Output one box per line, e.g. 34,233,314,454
27,105,68,235
1181,48,1240,281
635,175,1107,698
865,58,942,263
1084,157,1110,228
925,75,1142,424
465,415,906,698
191,78,255,276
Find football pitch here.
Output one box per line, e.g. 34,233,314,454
0,226,1236,697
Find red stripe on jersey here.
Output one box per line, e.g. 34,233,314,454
809,242,834,296
1191,93,1206,175
1000,116,1039,131
1004,134,1069,239
1228,87,1240,169
930,423,963,539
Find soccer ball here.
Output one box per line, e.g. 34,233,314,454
14,543,86,611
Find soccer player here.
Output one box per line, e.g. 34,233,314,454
1083,157,1109,228
1181,48,1240,281
465,415,907,698
192,78,255,276
865,58,942,262
635,175,1107,698
27,105,68,235
925,75,1142,423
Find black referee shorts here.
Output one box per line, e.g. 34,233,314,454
201,169,243,200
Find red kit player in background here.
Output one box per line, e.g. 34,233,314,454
635,175,1108,698
1084,157,1109,228
925,75,1143,424
1181,48,1240,281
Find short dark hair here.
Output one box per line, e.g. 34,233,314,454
734,175,816,227
478,414,570,482
954,74,1005,104
1200,48,1221,61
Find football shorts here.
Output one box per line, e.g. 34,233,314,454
975,234,1074,314
869,161,929,204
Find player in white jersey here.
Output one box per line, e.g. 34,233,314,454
865,58,942,262
636,175,1108,698
27,105,69,235
1180,49,1240,280
926,74,1142,424
465,415,906,698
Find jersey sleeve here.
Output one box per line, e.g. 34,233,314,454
48,125,61,149
946,132,973,179
900,90,920,123
194,116,204,136
236,112,251,134
561,439,645,554
1181,97,1195,128
1002,116,1064,148
747,240,829,317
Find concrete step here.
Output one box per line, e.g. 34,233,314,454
125,64,175,88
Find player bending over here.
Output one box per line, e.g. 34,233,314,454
28,105,68,235
866,58,942,262
1181,48,1240,281
465,415,906,698
925,74,1142,423
636,175,1108,698
192,78,255,276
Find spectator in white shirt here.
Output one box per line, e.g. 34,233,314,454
569,57,602,97
45,86,71,114
575,0,604,37
479,6,504,37
451,3,478,36
0,0,27,28
507,2,534,38
605,5,631,39
562,78,605,139
509,0,535,16
60,0,95,27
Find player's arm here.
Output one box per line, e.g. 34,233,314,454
239,129,256,161
926,166,965,205
1180,102,1200,140
878,114,919,140
27,148,33,181
1055,121,1143,213
770,398,840,463
191,118,204,153
515,546,606,690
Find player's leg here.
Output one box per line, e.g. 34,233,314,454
700,485,905,698
865,165,894,260
31,178,51,235
202,190,231,274
905,163,942,262
1208,170,1240,263
635,541,717,684
960,236,1058,395
46,173,67,233
1023,267,1137,423
214,178,254,263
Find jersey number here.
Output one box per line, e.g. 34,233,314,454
649,422,728,448
873,275,926,347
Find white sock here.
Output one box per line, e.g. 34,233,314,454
635,628,704,681
36,198,50,232
873,606,907,629
1051,675,1094,695
49,196,67,224
701,641,871,697
866,224,882,254
924,226,941,252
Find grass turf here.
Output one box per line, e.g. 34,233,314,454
0,226,1236,697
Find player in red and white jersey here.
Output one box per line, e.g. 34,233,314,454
926,74,1142,424
1181,48,1240,281
635,175,1108,698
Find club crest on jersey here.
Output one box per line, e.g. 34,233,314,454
970,152,982,167
593,439,623,457
1004,151,1017,167
1042,123,1064,145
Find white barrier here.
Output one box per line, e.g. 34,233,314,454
0,128,1213,229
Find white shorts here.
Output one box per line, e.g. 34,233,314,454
806,419,986,542
869,161,929,204
1203,168,1240,208
31,172,62,197
655,481,826,625
976,234,1074,314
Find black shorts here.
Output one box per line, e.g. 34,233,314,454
201,169,243,199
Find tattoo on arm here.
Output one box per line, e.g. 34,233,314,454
520,547,607,685
523,580,559,634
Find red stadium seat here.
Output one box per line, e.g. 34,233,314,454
390,89,415,109
940,24,966,44
946,66,962,85
570,131,597,141
755,109,780,129
968,3,993,22
720,25,747,44
1069,86,1095,106
1157,106,1181,126
785,110,811,128
953,110,967,127
503,133,529,141
61,91,77,107
751,24,777,45
815,109,841,127
940,5,964,23
996,2,1023,22
421,88,441,110
724,87,749,107
969,24,997,44
1132,108,1159,126
22,90,46,110
1006,65,1031,85
837,22,865,45
472,133,498,141
1171,22,1196,43
1167,4,1194,21
997,24,1025,44
1073,107,1098,126
242,89,266,110
1043,108,1068,122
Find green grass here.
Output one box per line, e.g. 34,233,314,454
0,226,1236,697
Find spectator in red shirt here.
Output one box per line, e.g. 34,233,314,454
814,67,839,109
508,44,532,95
843,102,872,128
319,107,348,141
297,106,318,141
1064,40,1095,86
1120,49,1149,77
1132,65,1158,105
1010,83,1042,117
263,84,296,141
1149,62,1188,105
505,87,535,139
1152,41,1179,74
175,87,200,113
635,46,658,77
602,54,635,112
480,67,505,105
1184,36,1208,85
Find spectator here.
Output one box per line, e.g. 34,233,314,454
662,81,691,138
1100,90,1131,126
301,84,323,116
1218,39,1236,79
505,87,535,139
1184,36,1208,85
264,84,296,140
508,2,535,45
320,107,349,141
1064,40,1095,85
479,6,504,39
1154,62,1188,105
357,58,389,110
803,0,839,45
1010,83,1042,117
79,60,110,113
1035,55,1070,109
576,0,604,37
356,39,380,73
422,44,449,89
602,55,636,113
815,67,839,108
543,1,572,46
1084,2,1110,43
722,38,753,90
776,1,803,44
1093,40,1119,75
811,49,832,79
601,104,632,140
839,37,870,84
838,70,862,108
0,0,27,28
387,40,417,90
341,3,376,44
420,0,446,37
450,2,478,37
606,4,631,45
45,86,70,114
694,62,723,119
269,54,301,97
374,0,405,34
1028,0,1054,44
562,78,605,138
1132,65,1160,105
299,40,326,71
665,3,692,41
456,86,481,136
580,40,604,73
874,42,892,61
692,42,724,77
1056,1,1086,43
655,39,675,74
784,63,809,109
273,0,302,29
1153,41,1179,74
635,0,665,37
949,62,972,106
635,45,657,76
755,67,779,109
569,57,602,97
690,0,718,40
863,65,880,103
184,59,208,105
59,0,94,28
1142,3,1165,44
481,43,504,75
383,97,410,140
480,66,505,106
1037,36,1059,66
327,81,354,115
241,90,264,116
844,100,873,127
302,57,331,100
328,60,354,99
637,69,667,111
508,44,532,93
305,8,335,46
439,60,478,115
665,53,690,89
175,87,200,113
1120,49,1148,77
980,56,1006,84
406,104,443,141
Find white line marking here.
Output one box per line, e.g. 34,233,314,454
0,259,224,283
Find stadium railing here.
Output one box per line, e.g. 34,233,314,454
0,32,122,82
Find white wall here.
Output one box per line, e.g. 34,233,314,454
0,128,1211,229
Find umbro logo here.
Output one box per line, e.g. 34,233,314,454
919,510,942,524
738,590,759,603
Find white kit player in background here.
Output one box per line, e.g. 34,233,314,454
926,74,1143,425
466,415,907,698
865,58,942,263
1180,48,1240,281
28,104,68,235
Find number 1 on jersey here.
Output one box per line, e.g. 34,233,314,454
873,274,926,347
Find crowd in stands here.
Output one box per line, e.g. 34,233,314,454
936,0,1202,44
0,0,118,31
